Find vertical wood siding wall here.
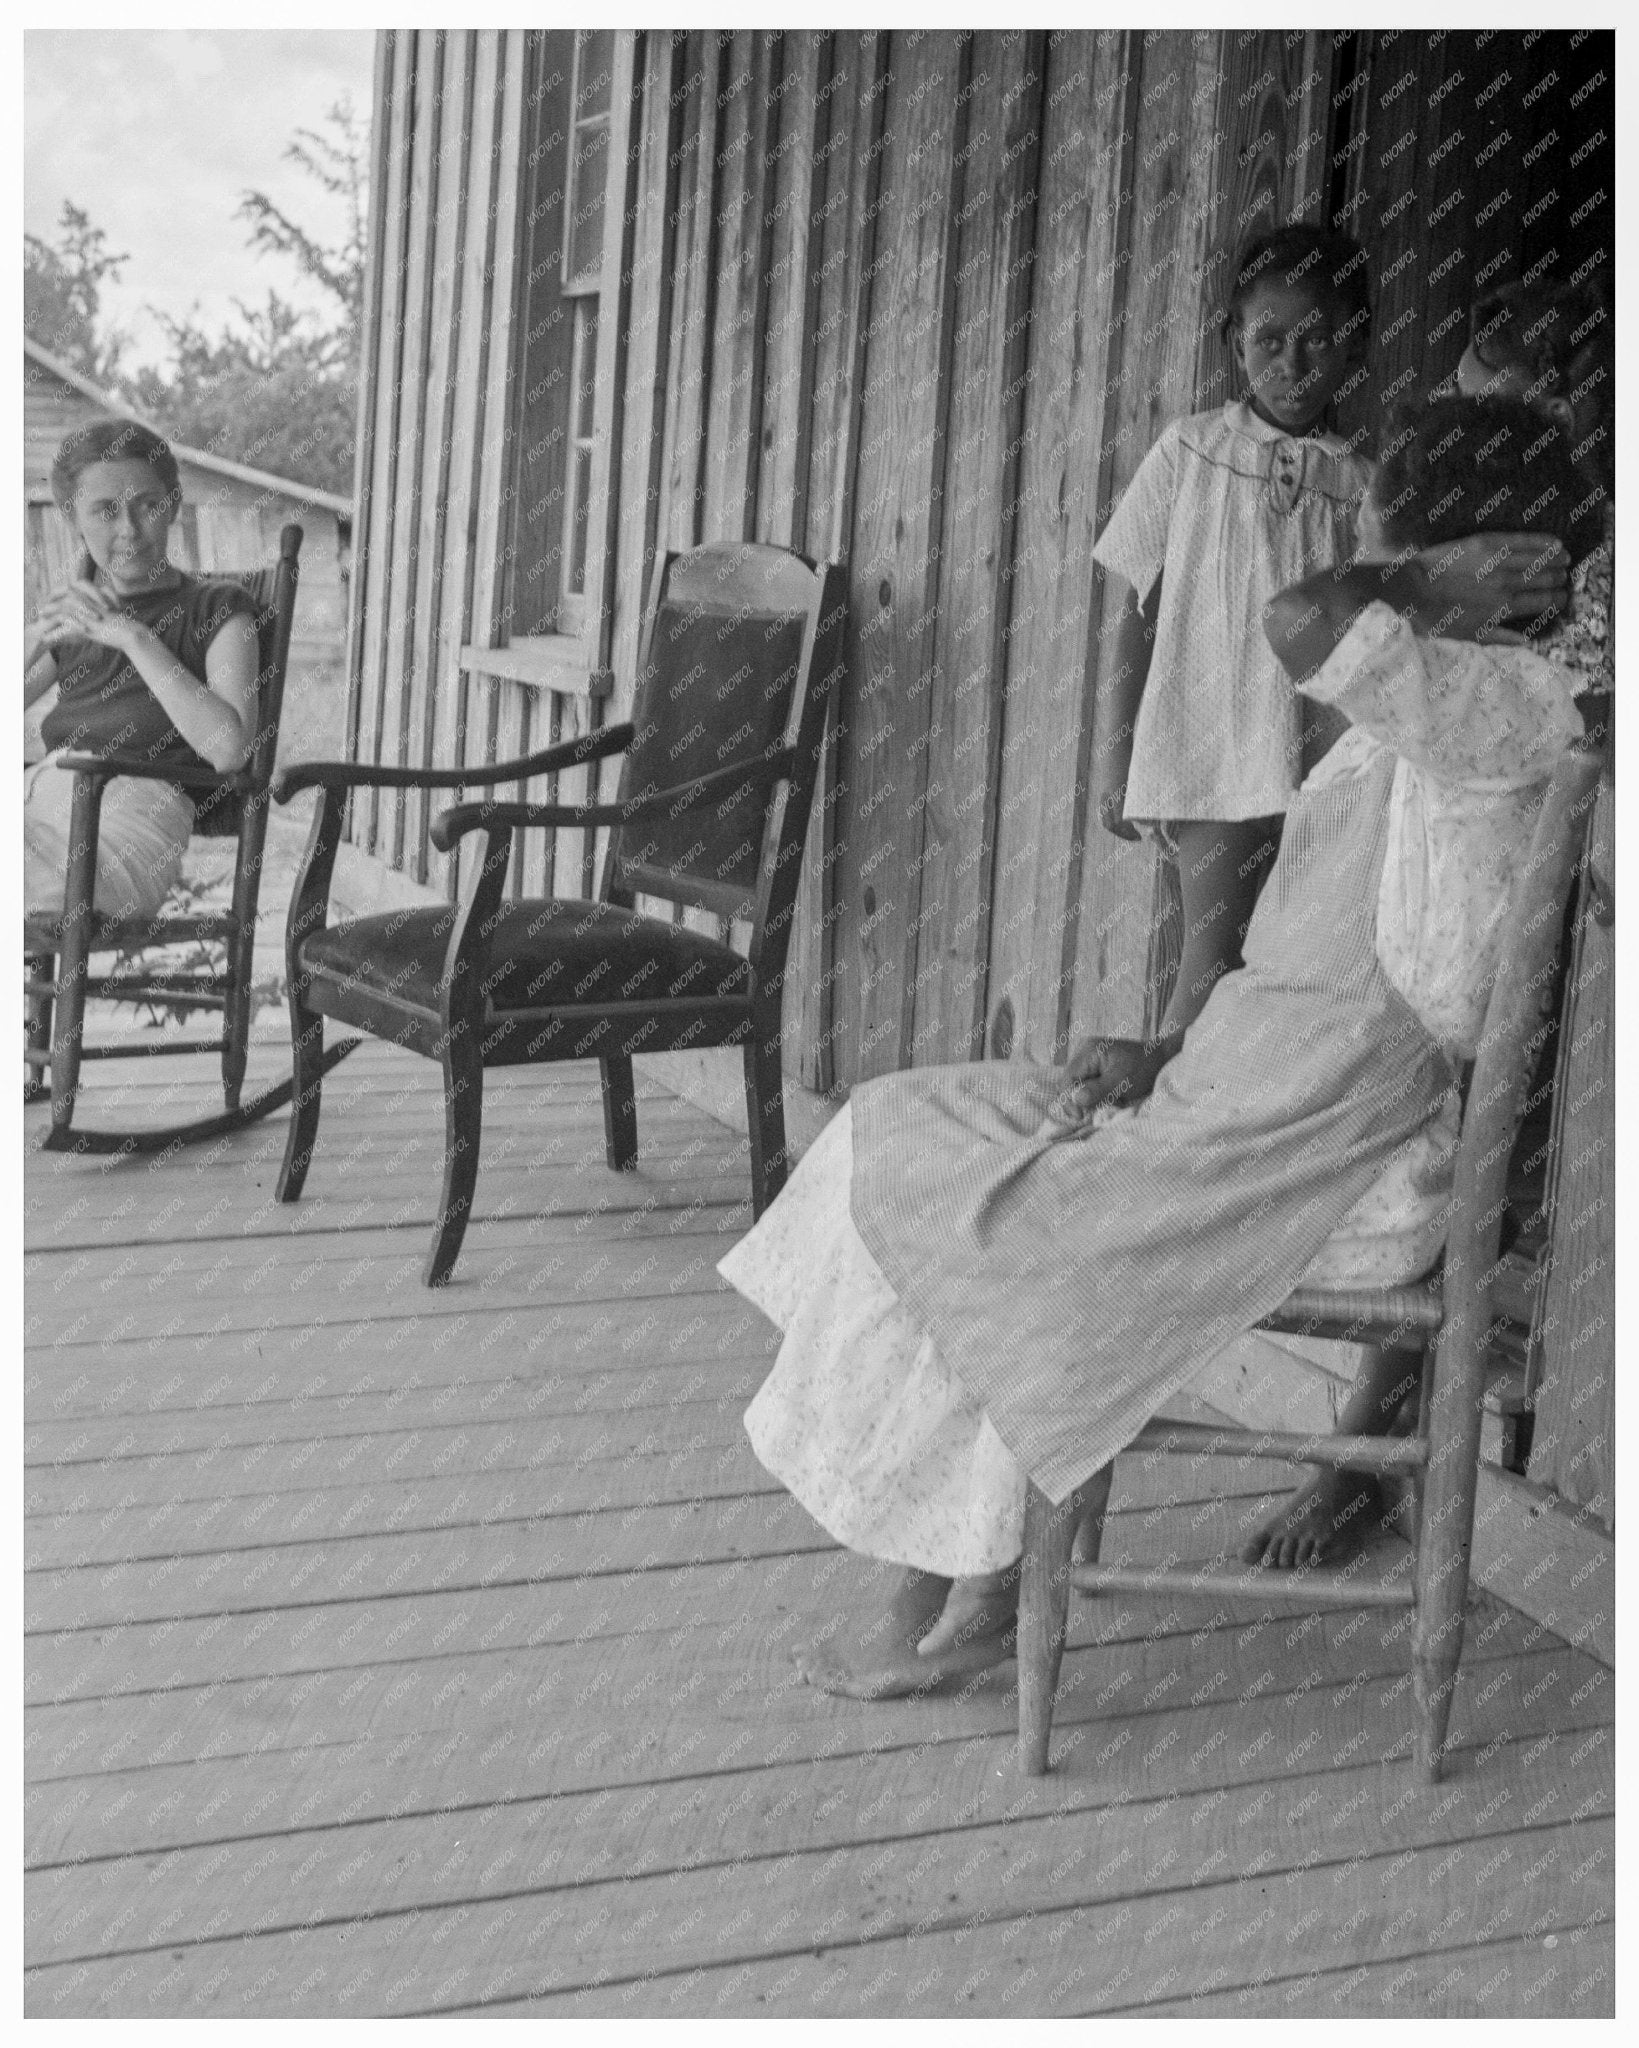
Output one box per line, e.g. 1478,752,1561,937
347,28,1611,1520
346,27,1606,1092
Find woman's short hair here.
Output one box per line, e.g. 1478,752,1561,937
50,418,182,513
1221,221,1373,346
1374,394,1605,563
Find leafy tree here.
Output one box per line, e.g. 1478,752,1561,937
128,97,368,497
22,101,368,497
24,200,128,383
238,94,368,358
125,293,359,497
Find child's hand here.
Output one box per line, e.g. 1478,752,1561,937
1096,789,1141,842
1411,533,1570,643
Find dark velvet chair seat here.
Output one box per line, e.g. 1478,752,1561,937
273,542,847,1284
303,901,752,1017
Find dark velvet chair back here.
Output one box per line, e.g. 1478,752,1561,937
604,544,842,944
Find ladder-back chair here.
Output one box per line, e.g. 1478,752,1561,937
1017,740,1604,1784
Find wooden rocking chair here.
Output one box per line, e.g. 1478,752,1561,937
1017,739,1604,1784
23,524,346,1153
270,542,847,1285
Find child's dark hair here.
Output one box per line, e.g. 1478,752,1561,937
1469,271,1612,485
50,418,182,513
1220,221,1372,347
1373,394,1605,563
1470,273,1609,398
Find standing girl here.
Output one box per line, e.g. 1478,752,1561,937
1072,224,1374,1114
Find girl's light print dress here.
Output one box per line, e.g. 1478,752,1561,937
1092,399,1372,825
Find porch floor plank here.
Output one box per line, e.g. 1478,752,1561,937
25,1045,1614,2017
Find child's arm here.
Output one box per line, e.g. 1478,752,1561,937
1093,576,1161,840
1263,534,1569,680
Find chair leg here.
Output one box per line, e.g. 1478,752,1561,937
25,950,54,1103
48,920,92,1144
1017,1466,1112,1777
44,773,101,1147
1412,1333,1482,1783
744,1018,788,1217
276,999,327,1204
424,1018,485,1287
221,930,252,1112
600,1052,638,1172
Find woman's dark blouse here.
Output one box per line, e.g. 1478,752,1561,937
39,573,258,773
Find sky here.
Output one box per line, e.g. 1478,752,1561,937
25,28,377,372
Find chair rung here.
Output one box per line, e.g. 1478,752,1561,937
1127,1419,1427,1470
26,914,236,947
1070,1562,1415,1608
23,1047,50,1068
1259,1280,1443,1339
87,981,229,1007
76,1038,227,1060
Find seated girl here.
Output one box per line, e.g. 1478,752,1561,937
718,395,1602,1699
25,420,259,923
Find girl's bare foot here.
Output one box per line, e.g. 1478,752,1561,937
1240,1468,1383,1570
793,1566,1016,1699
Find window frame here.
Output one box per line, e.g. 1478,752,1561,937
467,28,635,697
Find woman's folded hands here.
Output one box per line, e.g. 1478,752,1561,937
1046,1031,1183,1133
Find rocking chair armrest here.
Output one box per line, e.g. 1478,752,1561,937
55,749,248,796
271,723,636,804
429,748,797,853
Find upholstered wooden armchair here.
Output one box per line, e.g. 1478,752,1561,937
25,524,305,1152
271,542,847,1285
1016,740,1604,1785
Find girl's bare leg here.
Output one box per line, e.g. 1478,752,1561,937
1162,817,1282,1037
1240,1343,1423,1568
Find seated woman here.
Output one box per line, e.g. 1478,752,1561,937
719,394,1602,1699
25,420,259,923
1242,272,1614,1565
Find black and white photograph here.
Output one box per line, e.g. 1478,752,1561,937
22,12,1619,2020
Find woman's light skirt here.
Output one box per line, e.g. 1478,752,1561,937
723,1105,1029,1577
721,1091,1456,1577
25,754,193,922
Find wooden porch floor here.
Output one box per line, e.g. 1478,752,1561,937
24,1039,1614,2017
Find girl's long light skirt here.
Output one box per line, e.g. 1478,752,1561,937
25,754,194,922
722,1103,1029,1577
